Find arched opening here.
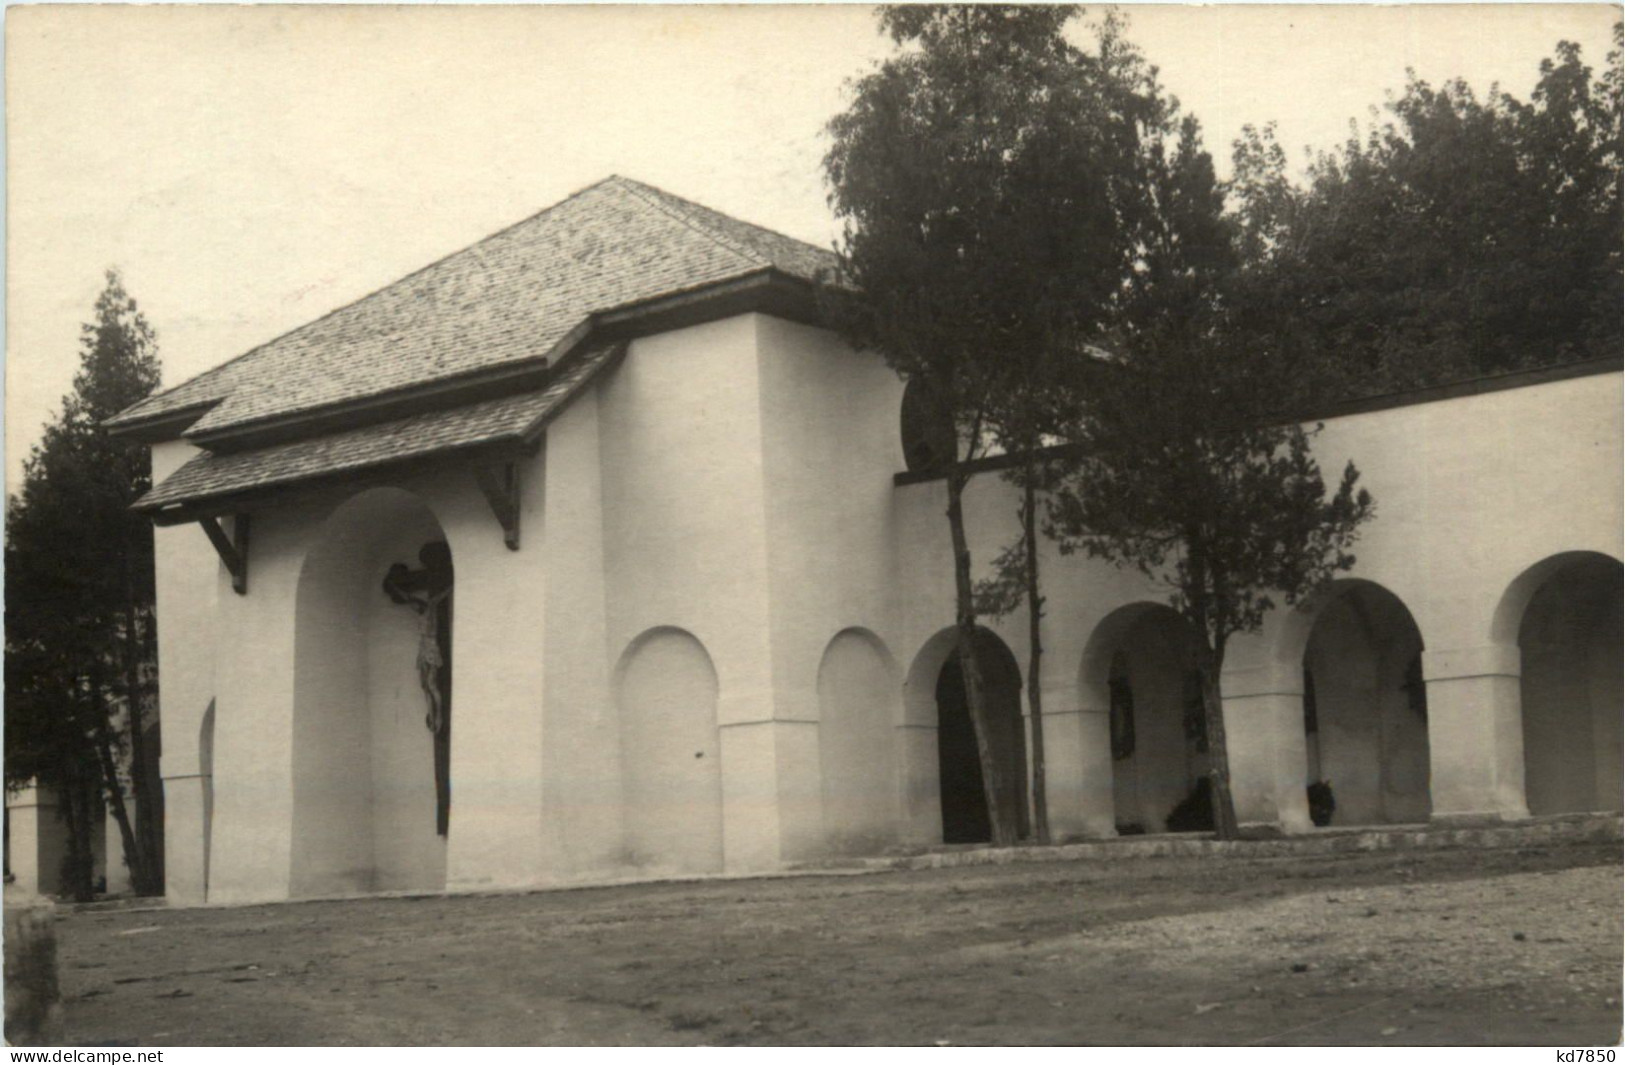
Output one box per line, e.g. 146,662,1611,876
1080,604,1207,834
929,630,1027,844
290,487,453,897
616,627,723,873
817,628,901,855
199,700,215,901
1506,553,1622,815
1300,582,1430,826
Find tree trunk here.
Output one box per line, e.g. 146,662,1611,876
83,655,155,896
1022,475,1050,844
120,596,163,895
55,755,97,903
93,723,151,895
945,466,1015,846
1198,642,1240,840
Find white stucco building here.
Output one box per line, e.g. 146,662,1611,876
82,177,1621,906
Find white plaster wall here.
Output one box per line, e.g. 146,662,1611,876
892,366,1622,832
596,316,778,872
287,491,395,898
537,390,624,877
1302,372,1621,657
617,628,723,873
285,488,452,896
404,462,547,892
156,329,1619,898
898,627,955,844
207,501,309,904
755,316,908,859
150,439,219,904
201,465,547,902
4,788,70,896
816,630,901,854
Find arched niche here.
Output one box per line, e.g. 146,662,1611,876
816,628,901,855
1498,552,1622,815
1078,603,1206,834
1298,580,1430,826
291,486,452,898
615,627,723,873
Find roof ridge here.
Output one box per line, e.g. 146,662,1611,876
612,175,836,264
112,176,630,426
606,176,770,268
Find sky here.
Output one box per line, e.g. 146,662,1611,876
6,3,1619,491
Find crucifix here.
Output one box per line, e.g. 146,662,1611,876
382,541,454,837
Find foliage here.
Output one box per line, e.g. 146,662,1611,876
6,270,164,898
825,5,1161,845
1042,21,1376,838
826,5,1155,457
1230,25,1623,396
1048,29,1376,654
1047,303,1374,836
827,10,1605,840
1050,381,1374,652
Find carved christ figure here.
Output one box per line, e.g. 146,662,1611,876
383,541,455,836
413,584,452,735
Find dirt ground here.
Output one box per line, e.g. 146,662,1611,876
53,841,1622,1046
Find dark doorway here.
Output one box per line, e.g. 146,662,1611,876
935,633,1028,843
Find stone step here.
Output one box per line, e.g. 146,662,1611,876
787,812,1624,873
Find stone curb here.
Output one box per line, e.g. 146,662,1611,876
789,813,1623,874
49,813,1620,914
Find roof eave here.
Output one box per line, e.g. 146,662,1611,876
135,339,631,524
104,401,222,444
137,436,538,526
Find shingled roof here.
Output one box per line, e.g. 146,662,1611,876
109,176,837,440
116,177,840,518
136,341,624,519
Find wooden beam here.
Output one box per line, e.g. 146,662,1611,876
473,462,521,551
199,513,249,595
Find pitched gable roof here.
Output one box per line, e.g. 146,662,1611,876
108,176,836,440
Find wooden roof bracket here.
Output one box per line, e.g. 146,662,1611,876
473,461,521,551
200,513,250,595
